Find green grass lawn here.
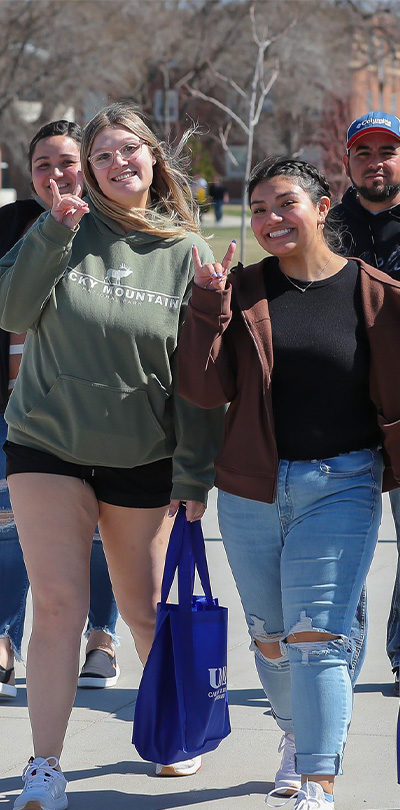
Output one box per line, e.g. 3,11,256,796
223,203,244,217
201,224,266,265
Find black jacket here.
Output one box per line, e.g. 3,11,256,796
329,186,400,279
0,198,43,411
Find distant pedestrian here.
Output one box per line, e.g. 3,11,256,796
209,173,229,223
191,173,208,221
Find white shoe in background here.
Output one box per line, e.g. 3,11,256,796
155,755,202,776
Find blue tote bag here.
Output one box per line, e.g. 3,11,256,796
133,506,230,764
397,705,400,783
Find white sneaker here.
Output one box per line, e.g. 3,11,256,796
155,755,202,776
13,756,68,810
266,780,334,809
274,733,302,794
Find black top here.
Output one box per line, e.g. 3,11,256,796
209,182,227,202
263,258,380,460
0,198,44,412
328,186,400,279
0,198,43,258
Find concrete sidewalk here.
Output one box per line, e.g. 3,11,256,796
1,490,399,810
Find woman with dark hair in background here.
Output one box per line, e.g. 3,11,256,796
0,120,121,701
179,156,400,810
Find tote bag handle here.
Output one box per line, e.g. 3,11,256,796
161,505,213,608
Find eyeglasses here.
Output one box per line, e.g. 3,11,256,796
88,141,145,170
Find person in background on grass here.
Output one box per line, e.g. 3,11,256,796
329,110,400,696
0,102,223,810
208,173,229,223
0,119,120,703
191,172,208,222
178,156,400,810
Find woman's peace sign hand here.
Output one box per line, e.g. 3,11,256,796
192,240,236,291
50,178,89,230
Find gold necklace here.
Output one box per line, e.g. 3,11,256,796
281,255,333,293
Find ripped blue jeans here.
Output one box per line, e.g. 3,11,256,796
218,448,383,776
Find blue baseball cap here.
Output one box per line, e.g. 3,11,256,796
347,111,400,150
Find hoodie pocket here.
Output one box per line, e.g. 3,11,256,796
24,375,167,467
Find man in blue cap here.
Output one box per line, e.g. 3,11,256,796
331,110,400,276
330,111,400,694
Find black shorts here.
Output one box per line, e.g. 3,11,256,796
4,441,172,508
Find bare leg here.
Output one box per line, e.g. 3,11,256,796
85,629,115,656
8,473,99,760
98,504,172,664
0,636,14,684
0,635,14,668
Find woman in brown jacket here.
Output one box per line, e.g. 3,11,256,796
178,157,400,810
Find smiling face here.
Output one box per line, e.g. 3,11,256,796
344,131,400,209
89,126,155,210
30,135,81,207
250,176,329,258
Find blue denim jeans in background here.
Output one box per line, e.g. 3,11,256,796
213,199,224,222
0,415,119,659
350,584,367,682
86,532,119,644
218,448,383,776
387,488,400,670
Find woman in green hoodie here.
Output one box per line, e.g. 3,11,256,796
0,101,223,810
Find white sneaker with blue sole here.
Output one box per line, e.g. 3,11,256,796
13,756,68,810
267,780,334,809
274,732,302,794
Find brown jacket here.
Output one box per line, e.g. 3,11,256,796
178,257,400,502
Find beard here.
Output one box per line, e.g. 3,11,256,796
356,182,400,203
349,170,400,203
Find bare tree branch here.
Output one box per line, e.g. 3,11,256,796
206,60,248,100
250,3,268,48
253,67,279,126
218,123,240,166
184,1,300,263
183,85,250,135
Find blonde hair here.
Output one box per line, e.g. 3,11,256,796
82,102,200,238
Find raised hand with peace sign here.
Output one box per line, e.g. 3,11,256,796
192,240,237,291
50,177,90,230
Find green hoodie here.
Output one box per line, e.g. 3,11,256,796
0,203,224,504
